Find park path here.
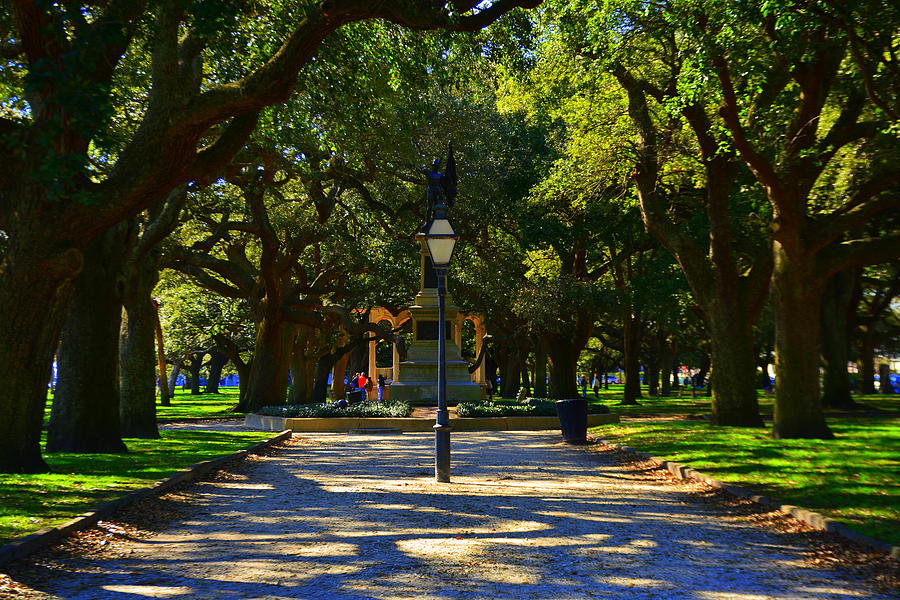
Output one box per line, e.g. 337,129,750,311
14,432,892,600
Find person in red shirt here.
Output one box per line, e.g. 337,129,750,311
358,372,368,401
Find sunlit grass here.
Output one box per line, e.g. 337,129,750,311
44,387,244,425
157,387,242,419
0,430,272,543
559,386,900,417
592,417,900,545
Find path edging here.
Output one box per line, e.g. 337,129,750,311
598,438,899,561
245,413,619,432
0,430,292,568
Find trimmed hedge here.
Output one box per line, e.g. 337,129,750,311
257,401,413,418
456,398,610,418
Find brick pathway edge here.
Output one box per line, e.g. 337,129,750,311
597,438,900,560
0,429,292,567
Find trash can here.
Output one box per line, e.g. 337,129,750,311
346,389,364,404
556,398,588,444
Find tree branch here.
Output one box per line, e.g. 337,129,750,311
818,233,900,280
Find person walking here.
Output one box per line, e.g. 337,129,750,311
591,374,601,398
377,374,386,402
579,374,588,397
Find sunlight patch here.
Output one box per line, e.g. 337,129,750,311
102,585,194,597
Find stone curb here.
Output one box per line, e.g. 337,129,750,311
597,438,899,561
0,429,292,568
245,413,619,432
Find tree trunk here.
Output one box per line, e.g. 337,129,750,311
152,300,171,405
857,326,877,394
646,350,660,397
771,244,833,439
544,335,580,399
239,318,294,413
289,352,317,404
696,353,710,390
757,347,772,389
203,349,228,394
348,343,367,380
659,336,677,397
213,336,248,407
534,342,547,397
184,352,204,395
602,356,610,390
48,229,128,454
498,344,522,399
166,363,181,403
312,354,338,404
622,315,642,405
288,327,317,404
821,270,858,409
332,351,350,400
707,317,763,426
119,253,161,439
0,238,82,472
879,364,895,394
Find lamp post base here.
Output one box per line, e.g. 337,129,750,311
434,422,451,483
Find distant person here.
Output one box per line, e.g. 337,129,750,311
359,372,369,401
486,378,494,400
377,374,387,402
364,374,374,400
579,374,588,397
591,374,600,398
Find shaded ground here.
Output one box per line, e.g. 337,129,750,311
3,432,895,599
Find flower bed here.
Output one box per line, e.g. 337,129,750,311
456,398,610,418
257,401,413,418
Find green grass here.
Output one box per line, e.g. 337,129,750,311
536,385,900,417
0,429,272,544
592,416,900,545
156,387,242,420
44,387,244,425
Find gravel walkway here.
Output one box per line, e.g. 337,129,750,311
13,432,893,599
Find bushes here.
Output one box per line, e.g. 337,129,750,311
257,401,413,418
456,398,610,418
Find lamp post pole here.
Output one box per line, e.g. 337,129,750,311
423,142,458,483
434,265,451,482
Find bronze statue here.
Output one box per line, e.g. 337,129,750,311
422,142,458,227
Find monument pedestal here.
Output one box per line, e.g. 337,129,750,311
389,286,482,406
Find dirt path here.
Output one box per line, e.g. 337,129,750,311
9,432,894,599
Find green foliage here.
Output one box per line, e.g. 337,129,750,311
595,416,900,545
457,398,609,417
257,400,412,418
0,430,272,543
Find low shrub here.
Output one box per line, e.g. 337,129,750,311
257,401,413,418
456,398,610,418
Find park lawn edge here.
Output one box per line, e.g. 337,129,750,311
0,429,284,556
590,418,900,551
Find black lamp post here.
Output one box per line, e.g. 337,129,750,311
424,200,457,483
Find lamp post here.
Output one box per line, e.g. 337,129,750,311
424,201,457,483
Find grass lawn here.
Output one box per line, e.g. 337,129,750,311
44,387,245,425
592,416,900,546
156,387,242,420
565,386,900,417
0,429,272,544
